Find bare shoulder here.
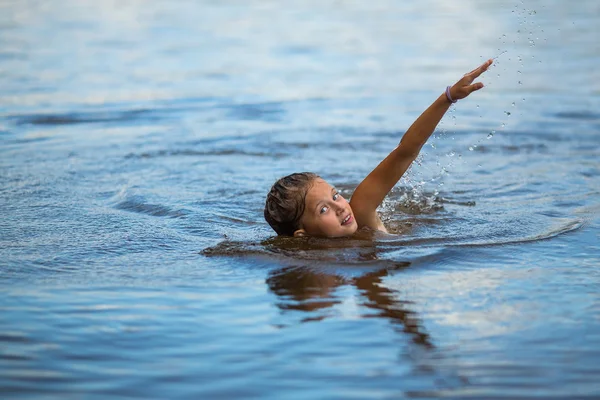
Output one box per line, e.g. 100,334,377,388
350,201,388,233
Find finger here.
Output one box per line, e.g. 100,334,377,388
466,82,485,95
467,59,493,79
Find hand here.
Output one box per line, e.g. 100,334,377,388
449,59,493,101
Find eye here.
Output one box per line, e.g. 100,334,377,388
320,206,329,214
333,192,340,201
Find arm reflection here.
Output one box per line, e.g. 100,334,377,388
354,269,432,348
266,265,431,347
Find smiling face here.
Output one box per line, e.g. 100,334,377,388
294,178,358,238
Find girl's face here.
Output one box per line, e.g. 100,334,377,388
295,179,358,238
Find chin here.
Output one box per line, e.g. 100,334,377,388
335,225,358,237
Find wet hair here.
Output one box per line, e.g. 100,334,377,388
264,172,319,236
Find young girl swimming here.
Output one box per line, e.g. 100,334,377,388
264,59,493,238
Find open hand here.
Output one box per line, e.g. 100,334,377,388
449,59,493,101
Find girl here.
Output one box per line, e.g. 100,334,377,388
264,59,493,237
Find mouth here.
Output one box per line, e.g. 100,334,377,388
341,214,353,226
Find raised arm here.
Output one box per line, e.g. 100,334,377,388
350,59,493,231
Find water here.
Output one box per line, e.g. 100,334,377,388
1,0,599,398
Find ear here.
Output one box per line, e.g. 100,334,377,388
293,229,307,237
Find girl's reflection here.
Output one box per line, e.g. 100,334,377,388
266,265,432,347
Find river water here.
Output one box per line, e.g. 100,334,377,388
1,0,599,398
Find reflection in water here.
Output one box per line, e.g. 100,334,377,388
355,269,432,347
267,264,432,348
267,266,344,321
208,233,433,346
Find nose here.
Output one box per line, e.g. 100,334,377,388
334,202,345,215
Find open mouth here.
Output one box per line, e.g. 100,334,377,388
341,214,353,225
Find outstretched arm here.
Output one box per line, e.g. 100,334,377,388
350,59,493,231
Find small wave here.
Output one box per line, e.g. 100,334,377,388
124,148,286,159
440,197,476,207
273,141,380,152
4,96,228,127
202,217,584,268
554,111,600,121
500,143,548,153
0,332,31,344
273,45,319,56
482,218,584,246
8,109,162,126
202,232,413,269
0,51,27,61
378,218,584,249
224,102,285,122
110,191,189,219
459,143,549,154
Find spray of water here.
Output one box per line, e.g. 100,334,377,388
399,1,545,206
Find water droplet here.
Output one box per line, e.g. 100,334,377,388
476,104,480,108
501,123,506,128
505,111,511,116
487,132,494,139
518,81,522,85
517,70,522,74
469,146,474,151
511,102,515,106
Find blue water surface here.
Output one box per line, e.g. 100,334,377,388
1,0,599,398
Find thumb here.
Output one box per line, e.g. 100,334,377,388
466,82,484,95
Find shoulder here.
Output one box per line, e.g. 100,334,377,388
352,208,388,234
